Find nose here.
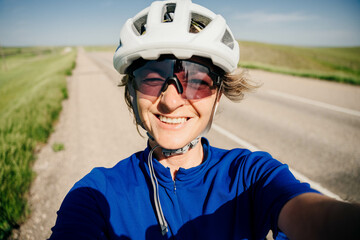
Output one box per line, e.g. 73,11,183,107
161,77,183,94
159,82,185,113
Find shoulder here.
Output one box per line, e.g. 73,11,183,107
71,150,146,193
208,145,298,189
210,145,282,173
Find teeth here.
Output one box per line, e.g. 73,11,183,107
159,115,187,124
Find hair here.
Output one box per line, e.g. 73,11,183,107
120,75,133,113
118,66,260,130
221,67,260,102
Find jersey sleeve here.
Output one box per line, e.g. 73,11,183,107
241,151,319,239
49,170,112,240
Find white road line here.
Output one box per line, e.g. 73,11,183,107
212,123,343,200
267,89,360,118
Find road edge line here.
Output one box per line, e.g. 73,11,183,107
267,90,360,118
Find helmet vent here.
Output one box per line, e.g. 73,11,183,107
133,14,148,35
189,13,211,33
163,3,176,23
116,40,122,51
221,29,235,49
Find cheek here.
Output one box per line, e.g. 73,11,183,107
137,91,159,102
137,97,149,118
137,94,158,123
137,90,159,108
191,96,217,118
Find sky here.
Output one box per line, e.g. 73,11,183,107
0,0,359,47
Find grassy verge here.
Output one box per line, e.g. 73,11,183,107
0,47,77,239
84,45,117,52
238,41,360,85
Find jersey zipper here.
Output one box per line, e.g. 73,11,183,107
173,180,177,194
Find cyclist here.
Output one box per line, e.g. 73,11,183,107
50,0,360,239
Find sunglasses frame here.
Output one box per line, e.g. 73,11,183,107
127,56,224,100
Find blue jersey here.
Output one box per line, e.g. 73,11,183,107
50,138,318,239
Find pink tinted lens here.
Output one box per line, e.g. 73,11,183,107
132,59,218,99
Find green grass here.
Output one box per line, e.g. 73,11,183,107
0,47,76,239
238,41,360,85
52,142,65,152
84,45,117,52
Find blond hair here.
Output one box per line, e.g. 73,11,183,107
222,68,259,102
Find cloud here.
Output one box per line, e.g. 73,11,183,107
233,11,316,23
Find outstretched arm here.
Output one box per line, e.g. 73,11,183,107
278,192,360,240
50,187,110,240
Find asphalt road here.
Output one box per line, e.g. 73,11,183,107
89,51,360,202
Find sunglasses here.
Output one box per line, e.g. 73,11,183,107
129,58,222,100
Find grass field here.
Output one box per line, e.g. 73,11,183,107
0,46,76,239
85,45,117,53
238,41,360,85
85,42,360,85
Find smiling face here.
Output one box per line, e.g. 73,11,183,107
134,58,221,150
137,87,217,150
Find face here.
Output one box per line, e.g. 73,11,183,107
134,58,221,150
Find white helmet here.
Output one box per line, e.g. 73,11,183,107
113,0,239,74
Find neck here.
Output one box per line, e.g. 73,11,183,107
149,139,204,180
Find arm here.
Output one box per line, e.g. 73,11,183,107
50,187,110,240
278,192,360,240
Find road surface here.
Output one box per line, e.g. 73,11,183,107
13,48,360,239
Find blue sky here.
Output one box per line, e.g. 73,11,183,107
0,0,359,47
